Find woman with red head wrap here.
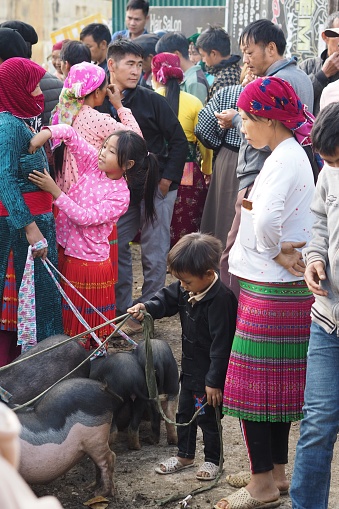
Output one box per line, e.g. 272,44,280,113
0,58,63,366
151,52,211,246
215,77,318,509
50,40,67,81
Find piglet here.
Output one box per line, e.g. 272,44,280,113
90,351,150,450
0,335,91,407
90,340,179,449
134,339,179,445
17,378,118,497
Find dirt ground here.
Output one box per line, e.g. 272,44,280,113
33,244,339,509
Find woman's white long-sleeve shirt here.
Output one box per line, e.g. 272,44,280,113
229,137,315,282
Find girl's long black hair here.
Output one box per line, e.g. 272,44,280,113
104,130,158,223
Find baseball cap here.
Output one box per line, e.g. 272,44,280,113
324,27,339,37
133,33,160,57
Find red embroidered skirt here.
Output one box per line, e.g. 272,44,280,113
170,161,208,247
0,251,17,331
58,248,116,341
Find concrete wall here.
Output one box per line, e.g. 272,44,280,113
0,0,111,66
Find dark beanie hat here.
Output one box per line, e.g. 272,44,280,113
1,21,38,58
0,28,28,60
1,20,38,44
133,33,160,57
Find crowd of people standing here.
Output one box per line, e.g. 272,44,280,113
1,1,339,508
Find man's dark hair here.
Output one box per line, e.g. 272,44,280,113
155,32,189,59
133,33,159,58
126,0,149,16
311,102,339,157
107,39,143,62
60,40,91,66
325,11,339,29
239,19,286,56
167,232,222,277
80,23,111,45
196,26,231,57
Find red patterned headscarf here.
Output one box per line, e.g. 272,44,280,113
151,52,184,85
237,76,315,146
0,57,46,118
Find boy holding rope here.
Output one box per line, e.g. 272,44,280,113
128,232,237,480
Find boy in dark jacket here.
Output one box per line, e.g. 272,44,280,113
128,232,237,480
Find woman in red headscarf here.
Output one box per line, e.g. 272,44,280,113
50,40,66,81
0,57,63,366
151,52,212,246
214,77,319,509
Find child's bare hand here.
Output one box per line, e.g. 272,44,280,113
28,130,52,154
107,84,123,109
127,303,146,321
28,169,61,199
304,261,328,296
205,386,223,408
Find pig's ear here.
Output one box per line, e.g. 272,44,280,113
0,403,21,468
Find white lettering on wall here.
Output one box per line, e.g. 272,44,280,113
150,13,182,32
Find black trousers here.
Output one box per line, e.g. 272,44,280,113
177,387,221,465
241,420,291,474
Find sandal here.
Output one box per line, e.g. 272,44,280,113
226,472,288,496
214,488,281,509
226,471,251,488
196,461,220,481
155,457,195,475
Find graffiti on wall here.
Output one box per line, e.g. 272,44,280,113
273,0,327,59
227,0,327,61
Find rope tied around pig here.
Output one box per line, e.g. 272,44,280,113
0,245,139,408
0,313,132,411
141,311,224,506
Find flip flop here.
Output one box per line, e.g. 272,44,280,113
213,488,281,509
196,461,220,480
155,457,195,475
